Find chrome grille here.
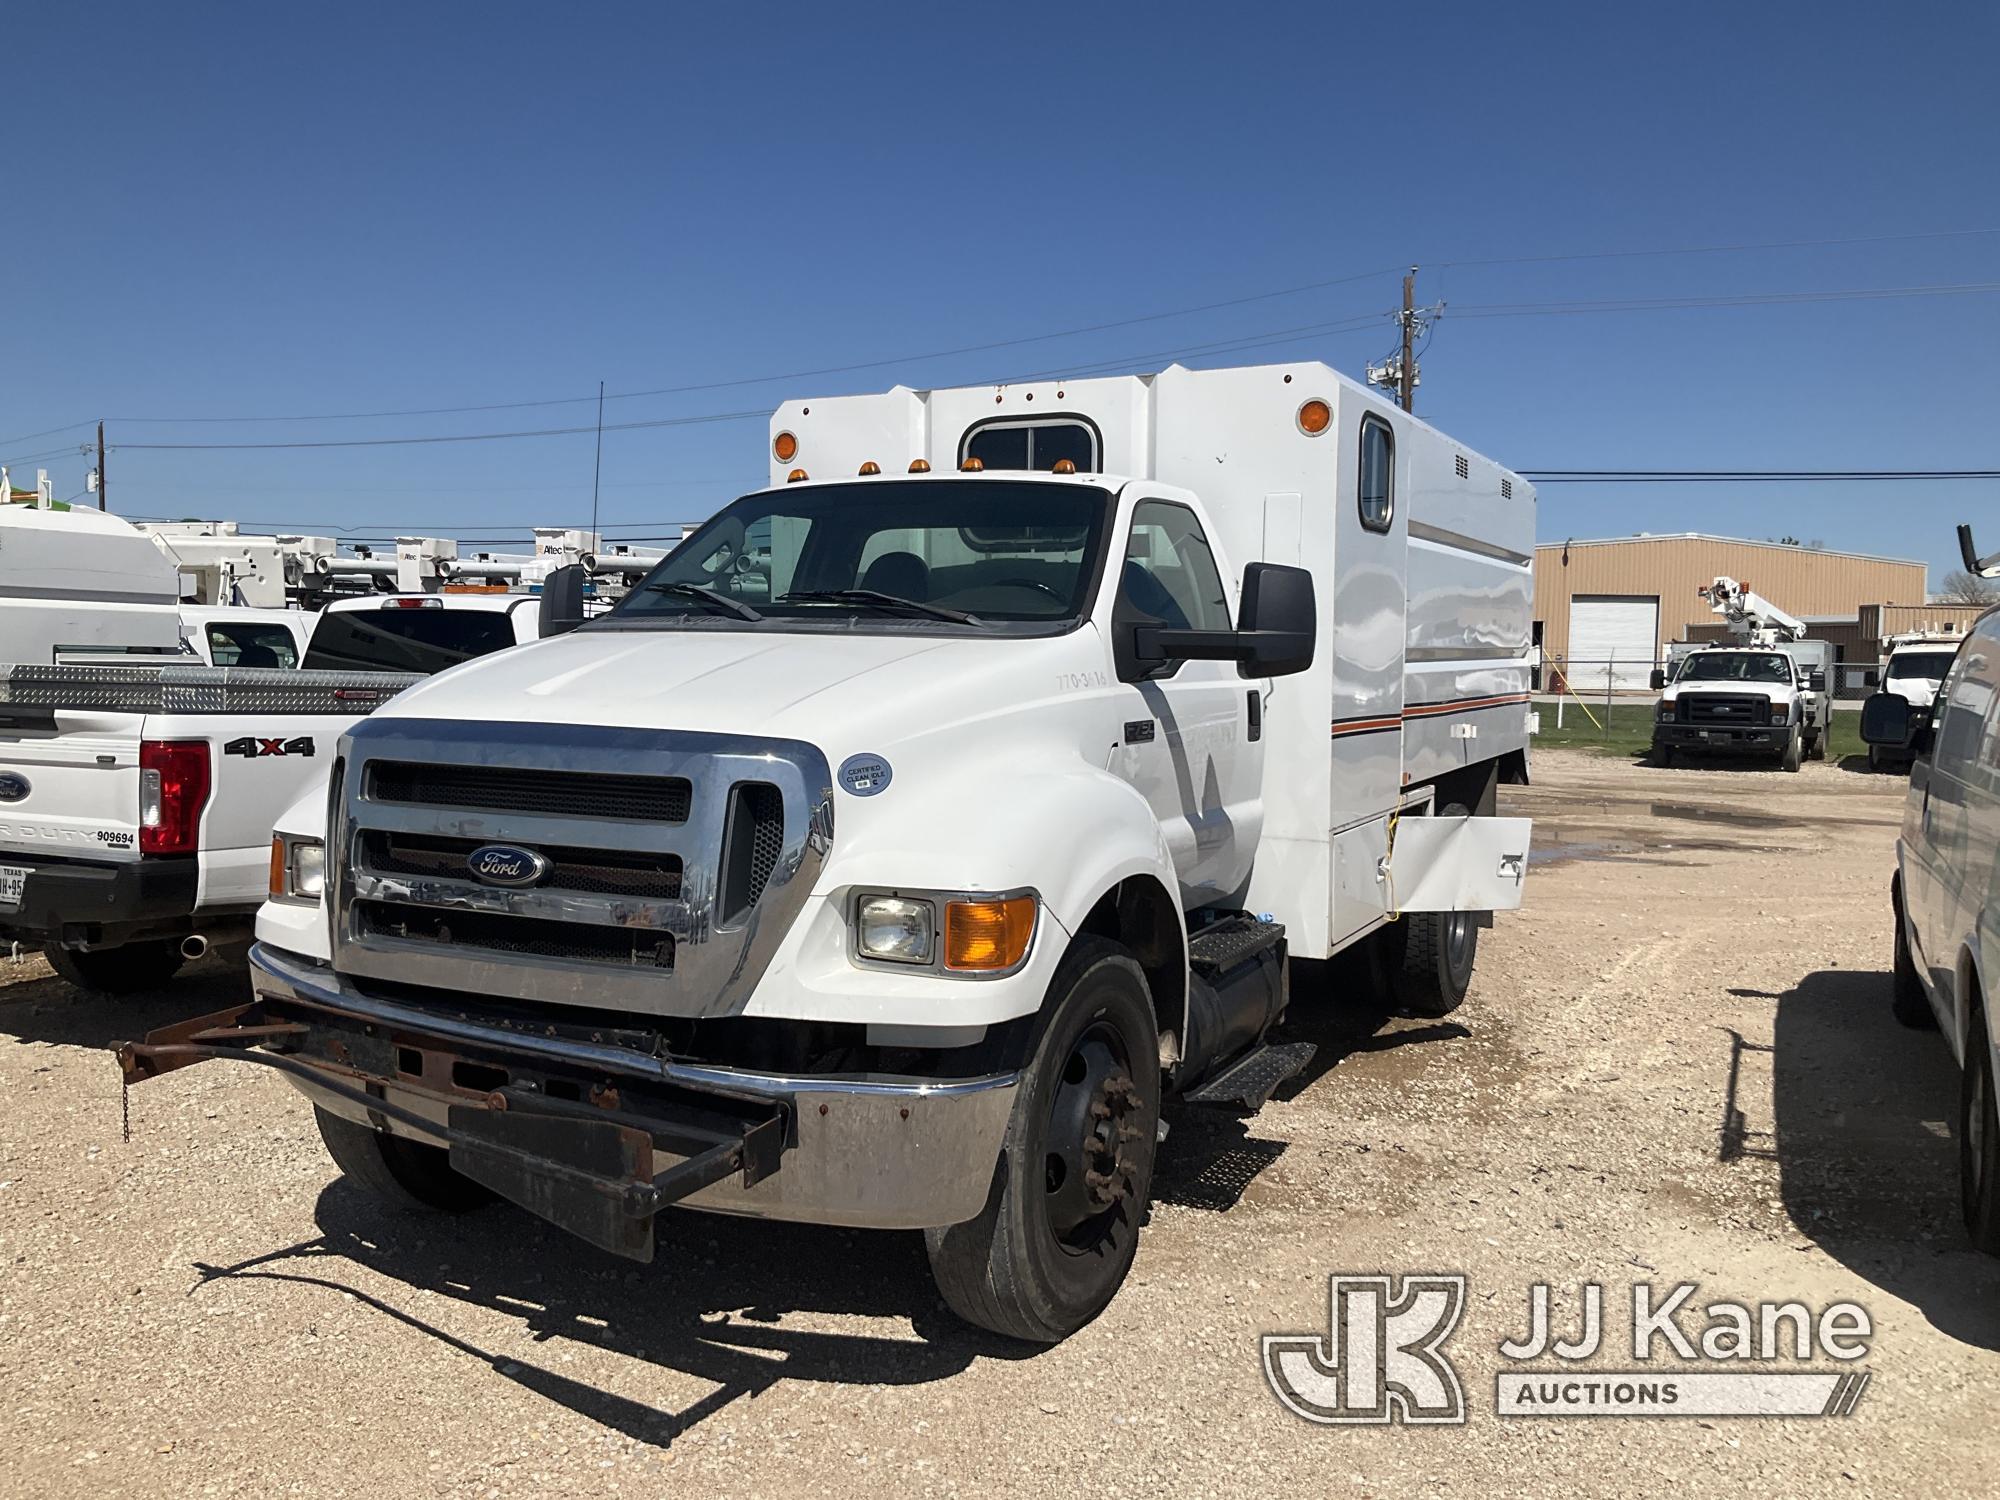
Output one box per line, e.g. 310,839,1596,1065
1678,694,1769,725
361,830,682,899
332,718,833,1018
369,760,691,823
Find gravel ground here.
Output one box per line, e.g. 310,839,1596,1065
3,748,1996,1497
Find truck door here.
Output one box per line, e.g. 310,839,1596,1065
1109,496,1262,907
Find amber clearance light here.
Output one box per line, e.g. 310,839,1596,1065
1297,398,1332,435
943,896,1036,972
773,431,798,463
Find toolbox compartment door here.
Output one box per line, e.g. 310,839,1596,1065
1387,815,1531,913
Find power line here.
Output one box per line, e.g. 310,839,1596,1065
1523,469,2000,482
1432,225,2000,270
104,266,1407,426
113,407,770,453
0,419,97,450
1446,281,2000,319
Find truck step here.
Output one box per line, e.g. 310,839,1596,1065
1183,1040,1317,1112
1187,914,1286,977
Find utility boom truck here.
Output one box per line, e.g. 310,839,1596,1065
1649,577,1831,771
120,362,1535,1343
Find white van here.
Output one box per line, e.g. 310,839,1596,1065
1861,605,2000,1254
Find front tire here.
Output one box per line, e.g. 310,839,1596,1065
1890,885,1935,1030
1781,730,1802,772
924,937,1161,1343
1961,1011,2000,1256
1653,743,1675,767
314,1106,493,1213
42,939,185,995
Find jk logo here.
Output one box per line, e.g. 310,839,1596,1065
1262,1274,1468,1425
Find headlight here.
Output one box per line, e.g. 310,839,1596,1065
855,895,935,964
269,834,325,904
1769,702,1790,724
1657,700,1673,719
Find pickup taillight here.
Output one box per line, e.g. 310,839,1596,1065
139,740,212,855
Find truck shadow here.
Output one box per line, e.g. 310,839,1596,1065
1759,967,2000,1351
193,1181,1030,1447
0,958,249,1052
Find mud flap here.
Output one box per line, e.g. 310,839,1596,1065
1384,815,1532,913
447,1104,659,1263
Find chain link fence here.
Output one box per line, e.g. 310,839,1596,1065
1536,656,1887,702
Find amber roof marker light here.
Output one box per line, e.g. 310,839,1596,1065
959,456,984,472
1297,399,1332,436
908,459,931,473
1051,458,1077,474
858,461,881,475
786,468,809,483
773,431,798,463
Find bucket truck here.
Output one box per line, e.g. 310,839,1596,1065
1649,576,1833,772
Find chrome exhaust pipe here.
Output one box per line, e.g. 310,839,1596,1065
179,934,210,961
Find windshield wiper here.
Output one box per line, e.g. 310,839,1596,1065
778,589,990,627
640,582,764,621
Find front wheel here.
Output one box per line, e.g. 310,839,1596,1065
1961,1011,2000,1256
42,939,185,995
1781,730,1802,773
924,937,1161,1343
314,1106,493,1213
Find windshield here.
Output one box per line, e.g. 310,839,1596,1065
601,480,1112,633
1887,649,1955,683
301,607,519,673
1677,652,1793,684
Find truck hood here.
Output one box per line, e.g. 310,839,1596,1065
1661,681,1795,706
370,625,1099,754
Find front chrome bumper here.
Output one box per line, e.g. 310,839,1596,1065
246,942,1018,1231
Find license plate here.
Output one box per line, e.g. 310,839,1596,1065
0,865,26,914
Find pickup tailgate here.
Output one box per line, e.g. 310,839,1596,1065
0,711,145,866
0,664,421,914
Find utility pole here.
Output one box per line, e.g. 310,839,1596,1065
96,421,106,511
1399,268,1416,413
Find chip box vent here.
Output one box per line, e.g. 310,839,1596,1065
1455,453,1471,480
1501,477,1513,499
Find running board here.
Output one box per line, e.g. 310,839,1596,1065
1182,1040,1316,1112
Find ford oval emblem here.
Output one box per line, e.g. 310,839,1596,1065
0,772,27,803
467,844,550,887
838,753,892,797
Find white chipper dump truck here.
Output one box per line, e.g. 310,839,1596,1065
1650,576,1832,770
118,361,1536,1342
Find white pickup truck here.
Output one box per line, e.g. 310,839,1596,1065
0,589,563,992
122,362,1536,1342
1868,637,1963,773
1649,640,1833,771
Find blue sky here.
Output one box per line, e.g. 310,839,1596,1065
2,2,1993,583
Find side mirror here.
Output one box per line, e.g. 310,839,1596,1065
1859,691,1913,749
1648,668,1666,691
537,564,588,638
1126,562,1317,679
1807,670,1826,692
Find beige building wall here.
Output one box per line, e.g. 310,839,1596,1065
1532,535,1926,669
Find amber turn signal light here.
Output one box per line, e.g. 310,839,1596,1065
1297,398,1332,435
943,896,1036,972
773,431,798,463
268,836,286,899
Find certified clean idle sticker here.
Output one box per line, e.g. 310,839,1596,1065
838,753,893,796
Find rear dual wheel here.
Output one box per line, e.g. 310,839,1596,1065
925,938,1161,1343
43,940,185,995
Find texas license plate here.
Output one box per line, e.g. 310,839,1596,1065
0,865,26,913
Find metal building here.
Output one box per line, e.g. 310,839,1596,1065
1532,533,1926,690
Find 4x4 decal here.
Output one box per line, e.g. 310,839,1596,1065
222,735,315,759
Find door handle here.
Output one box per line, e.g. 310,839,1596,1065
1246,690,1262,743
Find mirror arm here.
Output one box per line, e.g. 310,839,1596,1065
1132,626,1314,663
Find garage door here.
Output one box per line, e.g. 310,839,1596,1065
1567,596,1659,691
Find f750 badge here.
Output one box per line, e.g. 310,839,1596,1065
222,736,315,759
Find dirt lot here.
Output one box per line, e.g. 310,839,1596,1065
3,749,1997,1498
